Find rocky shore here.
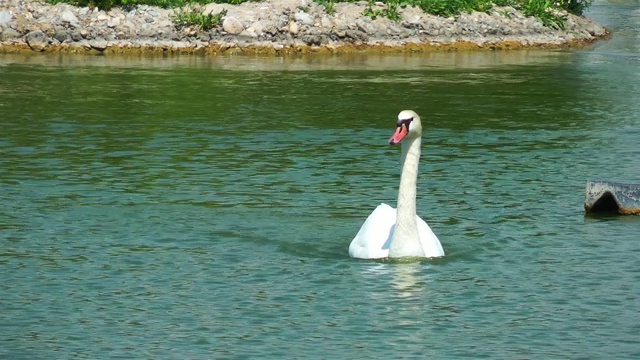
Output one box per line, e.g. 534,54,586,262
0,0,609,54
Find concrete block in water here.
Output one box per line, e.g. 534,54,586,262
585,180,640,215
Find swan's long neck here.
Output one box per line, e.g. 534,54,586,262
389,136,424,258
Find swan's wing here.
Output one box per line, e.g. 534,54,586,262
349,203,396,259
416,216,445,258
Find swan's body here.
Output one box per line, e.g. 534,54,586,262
348,110,444,259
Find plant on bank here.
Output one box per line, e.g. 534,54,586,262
172,7,227,30
416,0,495,17
364,0,401,21
519,0,567,29
316,0,336,15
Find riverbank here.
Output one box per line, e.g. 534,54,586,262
0,0,609,54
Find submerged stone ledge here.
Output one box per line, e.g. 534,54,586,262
0,0,610,55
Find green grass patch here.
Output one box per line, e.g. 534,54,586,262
364,0,401,21
172,7,227,30
520,0,568,29
414,0,494,17
316,0,337,15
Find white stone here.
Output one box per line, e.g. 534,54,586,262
294,12,313,26
320,16,332,29
240,29,258,38
250,21,264,35
0,11,13,27
60,9,79,26
222,17,244,35
107,17,121,28
288,21,299,35
333,18,348,31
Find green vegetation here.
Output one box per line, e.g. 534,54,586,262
172,7,227,30
316,0,336,15
520,0,567,29
417,0,495,17
364,0,401,21
46,0,593,29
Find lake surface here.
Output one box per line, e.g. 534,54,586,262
1,1,639,358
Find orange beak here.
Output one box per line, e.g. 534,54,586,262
389,123,408,145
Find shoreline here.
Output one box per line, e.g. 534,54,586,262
0,0,610,55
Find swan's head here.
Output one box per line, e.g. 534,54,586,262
389,110,422,145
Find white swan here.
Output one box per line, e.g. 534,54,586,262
349,110,445,259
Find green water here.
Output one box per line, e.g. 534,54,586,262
1,2,639,358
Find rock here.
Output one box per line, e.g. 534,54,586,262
90,38,108,50
250,21,264,35
40,23,56,36
320,16,332,29
107,17,121,28
345,29,366,41
0,11,13,27
77,7,90,17
239,32,258,42
301,34,322,46
263,24,278,36
294,12,314,26
70,29,83,41
53,29,70,42
288,21,299,35
222,17,244,34
202,4,227,16
388,24,403,35
276,15,288,29
13,14,38,34
0,28,20,41
80,29,89,38
240,28,258,38
26,30,49,51
333,18,348,32
120,20,135,33
198,32,211,41
60,9,79,27
585,180,640,215
580,18,606,36
355,19,369,33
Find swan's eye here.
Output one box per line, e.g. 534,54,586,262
396,117,414,127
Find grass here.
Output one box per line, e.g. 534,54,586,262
364,0,402,21
316,0,336,15
172,7,226,30
46,0,593,29
520,0,568,29
416,0,495,17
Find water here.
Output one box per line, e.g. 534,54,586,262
1,1,639,358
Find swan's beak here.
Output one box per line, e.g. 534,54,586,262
389,123,409,145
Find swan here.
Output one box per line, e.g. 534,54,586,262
348,110,445,259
